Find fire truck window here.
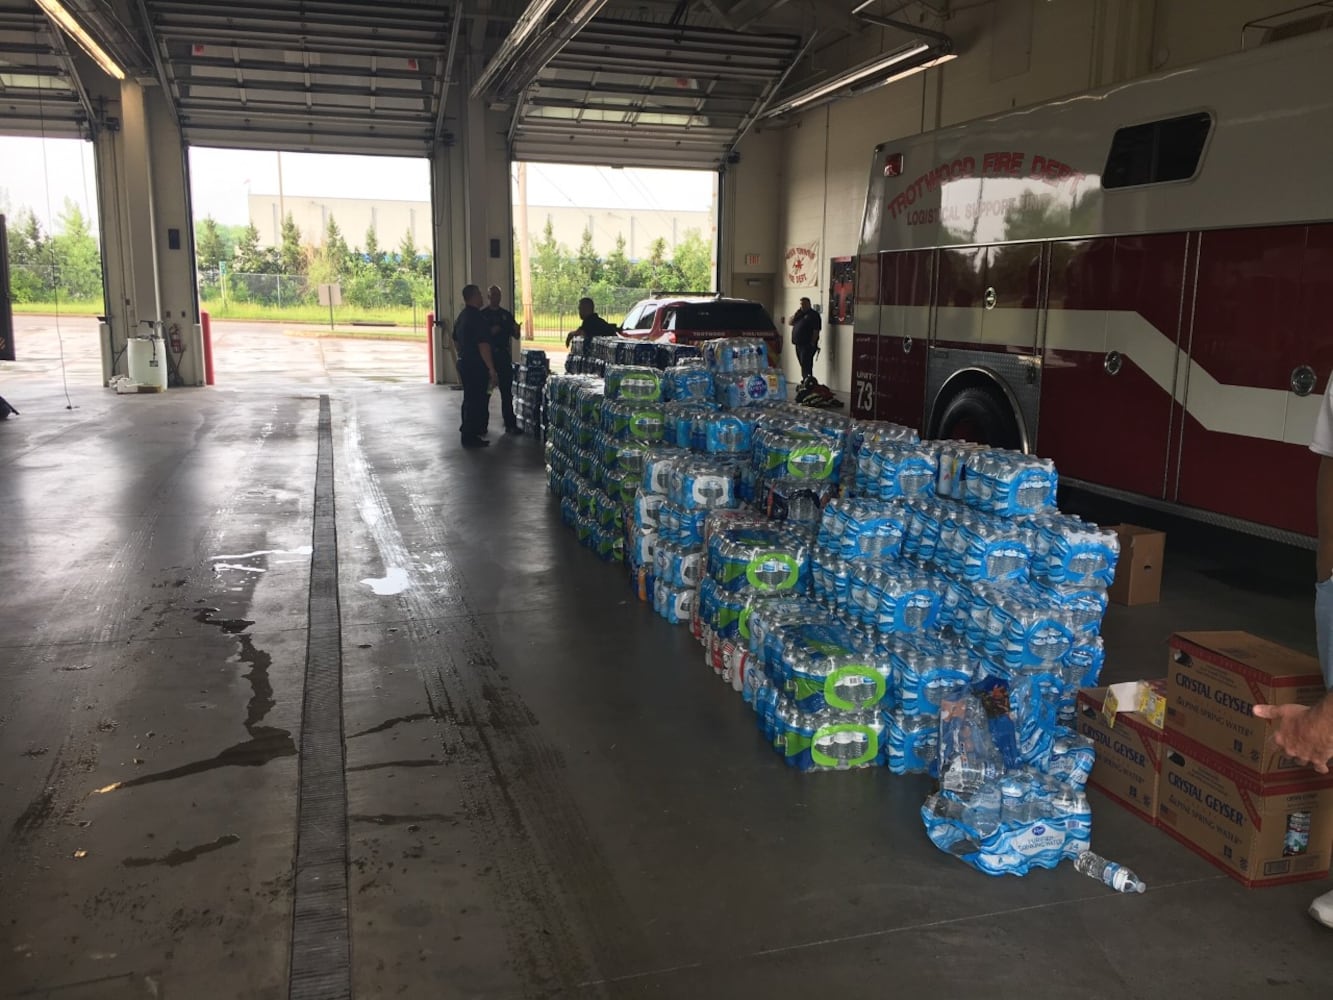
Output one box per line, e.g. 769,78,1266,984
1102,111,1211,189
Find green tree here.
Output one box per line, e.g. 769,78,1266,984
671,228,713,292
5,209,52,301
280,212,306,275
603,233,633,287
195,215,226,271
318,214,352,278
363,224,389,276
398,228,419,271
234,222,265,272
50,199,102,300
575,226,601,287
633,236,672,290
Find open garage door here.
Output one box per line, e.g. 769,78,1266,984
508,18,801,170
0,1,95,139
141,1,459,156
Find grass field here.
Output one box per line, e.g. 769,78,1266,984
12,299,104,317
14,299,581,343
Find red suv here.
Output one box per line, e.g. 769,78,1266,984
619,295,782,364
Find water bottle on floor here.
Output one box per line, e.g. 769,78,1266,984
1073,851,1146,893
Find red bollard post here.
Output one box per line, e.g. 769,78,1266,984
426,311,435,384
201,311,216,386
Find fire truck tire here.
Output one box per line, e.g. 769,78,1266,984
934,385,1021,450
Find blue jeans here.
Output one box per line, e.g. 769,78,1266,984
1318,576,1333,690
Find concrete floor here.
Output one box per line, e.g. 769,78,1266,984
2,362,1333,998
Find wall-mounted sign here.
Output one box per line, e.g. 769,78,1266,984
829,257,855,325
784,240,819,288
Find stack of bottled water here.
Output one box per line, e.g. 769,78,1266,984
547,340,1139,884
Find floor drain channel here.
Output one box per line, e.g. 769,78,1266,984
289,394,351,999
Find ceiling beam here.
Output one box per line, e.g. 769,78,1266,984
135,0,180,126
433,1,462,144
176,54,431,82
37,9,99,137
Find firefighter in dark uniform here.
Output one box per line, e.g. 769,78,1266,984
484,284,522,435
454,284,498,449
791,296,821,383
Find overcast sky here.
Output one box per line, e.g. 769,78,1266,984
0,136,716,235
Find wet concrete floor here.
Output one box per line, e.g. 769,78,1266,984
2,366,1333,998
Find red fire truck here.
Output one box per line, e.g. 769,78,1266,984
851,28,1333,545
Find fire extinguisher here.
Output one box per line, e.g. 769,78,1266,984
168,322,183,355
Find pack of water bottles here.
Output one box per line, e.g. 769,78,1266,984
961,450,1059,516
715,371,789,408
753,426,844,483
760,478,837,527
707,526,812,596
663,363,715,403
817,499,910,560
604,365,665,404
919,685,1094,876
702,338,769,374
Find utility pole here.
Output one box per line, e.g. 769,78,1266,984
516,161,535,340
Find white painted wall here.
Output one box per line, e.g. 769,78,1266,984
731,0,1306,394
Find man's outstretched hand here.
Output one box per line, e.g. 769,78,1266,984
1253,702,1333,773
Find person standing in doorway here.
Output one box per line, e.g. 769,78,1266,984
484,285,522,435
1253,373,1333,927
791,297,821,383
454,284,498,449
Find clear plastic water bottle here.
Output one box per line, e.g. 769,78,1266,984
1074,851,1146,893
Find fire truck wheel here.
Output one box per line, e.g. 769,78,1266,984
934,384,1021,450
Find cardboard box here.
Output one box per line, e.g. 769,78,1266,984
1157,731,1333,887
1077,686,1164,825
1107,524,1165,605
1166,631,1329,777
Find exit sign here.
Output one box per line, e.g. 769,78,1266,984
745,254,761,265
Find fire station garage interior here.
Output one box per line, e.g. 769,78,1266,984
5,1,1333,996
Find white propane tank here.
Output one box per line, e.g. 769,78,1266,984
127,336,168,391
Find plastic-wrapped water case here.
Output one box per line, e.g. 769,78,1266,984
763,479,837,527
780,643,895,715
653,579,696,625
819,499,910,561
1026,514,1120,587
774,706,886,771
664,401,719,450
641,448,684,496
963,450,1058,517
663,363,715,403
703,413,755,456
703,338,769,374
633,489,665,530
667,459,739,510
657,343,702,368
884,709,940,775
857,441,939,500
755,428,842,482
604,365,664,403
891,638,976,715
707,527,812,596
715,371,787,408
654,540,705,589
620,340,662,367
600,400,667,443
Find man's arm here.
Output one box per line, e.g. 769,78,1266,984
1254,696,1333,773
478,340,498,387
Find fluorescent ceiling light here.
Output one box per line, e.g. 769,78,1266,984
765,43,953,117
771,42,928,114
35,0,126,80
